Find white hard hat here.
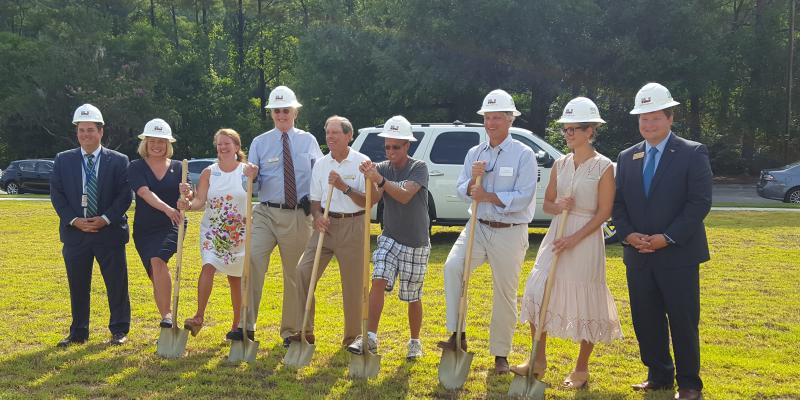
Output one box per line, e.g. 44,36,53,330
266,85,302,109
477,89,521,116
72,104,104,125
138,118,176,142
557,97,606,124
629,83,680,115
377,115,416,141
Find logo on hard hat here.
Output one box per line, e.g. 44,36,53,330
565,108,573,115
81,111,90,116
154,126,163,131
641,97,652,104
390,125,399,131
487,98,497,105
275,95,284,100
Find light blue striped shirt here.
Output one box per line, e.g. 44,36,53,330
248,127,323,203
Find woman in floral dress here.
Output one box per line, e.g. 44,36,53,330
178,129,257,339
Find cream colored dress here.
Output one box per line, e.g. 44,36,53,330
519,153,623,343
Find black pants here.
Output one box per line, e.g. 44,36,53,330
62,241,131,339
626,263,702,391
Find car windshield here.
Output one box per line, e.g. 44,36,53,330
781,161,800,170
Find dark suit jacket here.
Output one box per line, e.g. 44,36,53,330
612,133,712,268
50,147,132,246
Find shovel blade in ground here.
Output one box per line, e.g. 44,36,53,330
508,375,547,399
438,349,474,390
228,339,259,363
283,341,315,368
156,327,189,358
348,352,381,379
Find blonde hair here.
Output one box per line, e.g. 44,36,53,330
137,137,174,159
213,128,247,161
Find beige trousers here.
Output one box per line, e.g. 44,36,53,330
297,216,364,345
443,221,529,356
246,204,312,337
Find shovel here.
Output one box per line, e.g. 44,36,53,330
156,159,190,358
228,172,259,363
284,185,335,368
438,175,482,390
349,177,381,379
508,206,570,398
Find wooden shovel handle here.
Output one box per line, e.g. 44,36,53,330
300,185,334,337
455,175,482,341
171,159,189,322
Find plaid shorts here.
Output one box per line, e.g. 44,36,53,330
372,234,430,302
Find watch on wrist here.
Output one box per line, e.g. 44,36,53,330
378,177,386,188
343,185,352,195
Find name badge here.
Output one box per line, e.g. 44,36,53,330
81,194,88,208
499,167,514,177
633,152,645,160
267,157,280,163
211,171,221,176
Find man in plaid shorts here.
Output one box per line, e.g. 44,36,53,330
349,115,430,359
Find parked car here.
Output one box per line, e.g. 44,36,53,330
1,159,55,194
187,158,216,188
757,161,800,203
351,121,618,243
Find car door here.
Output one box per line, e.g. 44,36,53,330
34,161,54,192
18,161,38,191
426,130,482,222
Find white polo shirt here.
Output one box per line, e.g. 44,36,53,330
310,147,370,213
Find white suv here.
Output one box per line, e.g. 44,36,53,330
351,121,617,242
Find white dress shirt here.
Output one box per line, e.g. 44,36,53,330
310,148,369,213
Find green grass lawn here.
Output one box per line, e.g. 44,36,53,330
0,201,798,399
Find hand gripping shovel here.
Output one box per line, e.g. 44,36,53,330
438,175,482,390
157,159,191,358
228,173,259,363
349,177,381,379
508,207,570,399
284,185,335,368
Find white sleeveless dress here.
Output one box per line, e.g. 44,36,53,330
199,163,247,277
519,153,623,343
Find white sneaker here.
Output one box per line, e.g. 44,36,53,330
406,339,423,359
347,335,378,355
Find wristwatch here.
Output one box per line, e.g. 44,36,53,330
378,177,387,188
343,185,352,195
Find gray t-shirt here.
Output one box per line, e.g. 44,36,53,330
377,158,430,247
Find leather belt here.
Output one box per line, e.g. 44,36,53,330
324,210,365,218
478,219,521,228
262,201,299,210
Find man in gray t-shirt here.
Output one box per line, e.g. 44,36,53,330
348,115,431,360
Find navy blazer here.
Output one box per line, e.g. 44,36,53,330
612,134,713,268
50,147,132,246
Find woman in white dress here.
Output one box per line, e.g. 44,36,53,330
510,97,622,388
178,129,257,339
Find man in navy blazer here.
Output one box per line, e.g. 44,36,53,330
612,83,712,400
50,104,133,347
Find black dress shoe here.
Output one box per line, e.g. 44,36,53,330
494,356,510,374
675,389,703,400
226,329,255,341
109,333,128,345
436,332,467,351
283,337,291,348
631,381,674,391
57,335,86,347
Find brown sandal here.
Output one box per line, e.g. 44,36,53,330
184,316,204,337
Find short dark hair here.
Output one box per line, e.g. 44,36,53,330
662,108,674,118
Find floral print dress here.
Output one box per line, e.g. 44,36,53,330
199,162,247,277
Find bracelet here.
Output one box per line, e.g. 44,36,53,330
343,185,352,195
377,177,386,188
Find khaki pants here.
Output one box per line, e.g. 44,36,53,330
443,221,528,356
297,216,364,345
246,204,312,337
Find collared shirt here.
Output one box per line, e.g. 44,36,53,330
249,127,323,203
456,134,537,224
310,147,369,213
72,146,109,225
643,131,672,173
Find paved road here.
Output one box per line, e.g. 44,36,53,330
712,183,775,204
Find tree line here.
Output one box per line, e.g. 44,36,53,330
1,0,797,175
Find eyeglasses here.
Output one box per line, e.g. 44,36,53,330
384,144,404,151
272,108,291,114
560,126,588,136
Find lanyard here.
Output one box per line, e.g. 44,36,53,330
476,144,503,173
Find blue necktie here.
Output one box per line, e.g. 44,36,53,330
642,147,658,197
85,154,98,217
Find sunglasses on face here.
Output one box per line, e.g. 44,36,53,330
272,108,291,115
560,126,588,136
384,144,404,151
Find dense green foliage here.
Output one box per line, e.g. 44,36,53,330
1,0,798,174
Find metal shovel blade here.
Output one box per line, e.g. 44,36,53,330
438,348,474,390
283,340,315,368
508,375,547,399
228,338,259,364
156,327,189,358
348,352,381,379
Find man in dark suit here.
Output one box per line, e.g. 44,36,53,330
612,83,712,400
50,104,133,346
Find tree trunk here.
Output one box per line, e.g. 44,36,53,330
527,82,558,136
149,0,156,28
689,93,702,141
237,0,245,76
170,2,179,49
257,0,266,120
